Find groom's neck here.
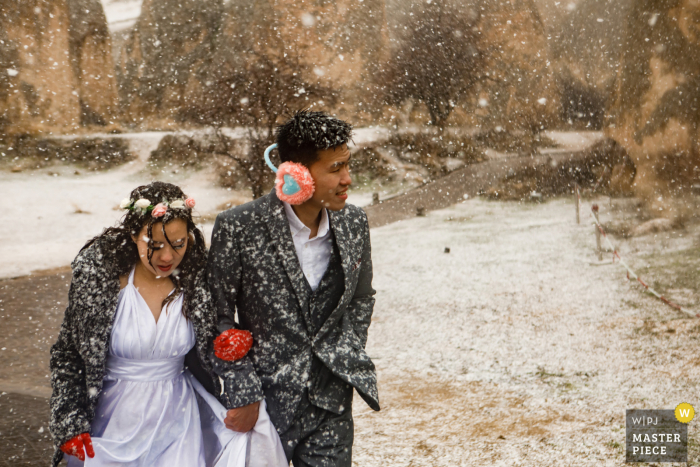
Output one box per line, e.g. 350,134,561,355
292,203,323,238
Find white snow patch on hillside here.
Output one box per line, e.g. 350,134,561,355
545,131,604,151
0,132,247,278
100,0,142,32
0,127,377,278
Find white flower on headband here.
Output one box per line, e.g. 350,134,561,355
170,200,185,209
120,198,132,209
134,199,151,210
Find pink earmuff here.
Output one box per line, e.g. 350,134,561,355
265,144,315,205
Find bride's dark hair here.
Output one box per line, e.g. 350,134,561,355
81,181,206,319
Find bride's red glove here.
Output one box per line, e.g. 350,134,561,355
214,329,253,361
61,432,95,461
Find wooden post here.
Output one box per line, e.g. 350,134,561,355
372,192,379,205
574,183,580,224
592,204,602,261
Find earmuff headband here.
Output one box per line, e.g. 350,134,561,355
264,144,279,173
263,142,316,205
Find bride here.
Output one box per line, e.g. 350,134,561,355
49,182,287,467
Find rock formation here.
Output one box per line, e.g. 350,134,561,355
117,0,225,125
68,0,119,125
117,0,388,125
0,0,118,135
221,0,389,122
606,0,700,215
475,0,560,131
548,0,632,89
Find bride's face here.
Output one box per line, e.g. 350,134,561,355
132,219,189,278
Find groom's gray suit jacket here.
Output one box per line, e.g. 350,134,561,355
208,190,379,433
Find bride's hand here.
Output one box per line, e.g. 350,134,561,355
224,401,260,432
61,432,95,461
214,329,253,361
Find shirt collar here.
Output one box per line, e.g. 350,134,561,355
282,201,330,239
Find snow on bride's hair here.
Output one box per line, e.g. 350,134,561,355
81,181,206,320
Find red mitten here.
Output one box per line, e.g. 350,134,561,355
60,432,95,461
214,329,253,361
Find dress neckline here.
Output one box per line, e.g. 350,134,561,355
127,267,178,325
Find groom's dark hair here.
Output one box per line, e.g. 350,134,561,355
275,109,353,168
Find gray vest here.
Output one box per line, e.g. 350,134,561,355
303,239,353,414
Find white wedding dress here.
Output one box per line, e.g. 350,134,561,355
66,268,288,467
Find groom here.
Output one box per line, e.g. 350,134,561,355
208,110,379,466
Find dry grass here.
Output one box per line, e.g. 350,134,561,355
378,371,596,438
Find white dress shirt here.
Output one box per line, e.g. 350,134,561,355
283,202,333,291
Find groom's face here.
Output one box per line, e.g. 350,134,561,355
307,144,352,211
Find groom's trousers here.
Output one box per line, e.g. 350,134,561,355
279,388,354,467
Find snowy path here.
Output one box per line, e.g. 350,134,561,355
353,198,699,466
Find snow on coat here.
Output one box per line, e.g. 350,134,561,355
207,190,380,435
48,240,231,467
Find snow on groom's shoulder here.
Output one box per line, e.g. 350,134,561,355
214,194,269,230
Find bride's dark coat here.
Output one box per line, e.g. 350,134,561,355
49,241,231,467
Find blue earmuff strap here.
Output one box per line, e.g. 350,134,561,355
264,144,279,173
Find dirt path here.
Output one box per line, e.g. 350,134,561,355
0,270,70,466
364,150,584,228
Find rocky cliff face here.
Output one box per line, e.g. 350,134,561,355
548,0,632,89
0,0,118,135
117,0,224,125
476,0,560,130
606,0,700,215
225,0,389,121
114,0,558,129
119,0,388,125
0,0,80,134
68,0,119,125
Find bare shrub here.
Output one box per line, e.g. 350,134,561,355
1,136,133,170
182,49,336,198
487,138,632,200
149,134,214,167
557,72,607,130
350,147,395,180
355,132,485,182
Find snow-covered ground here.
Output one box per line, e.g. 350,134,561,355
0,128,608,279
544,130,604,151
4,157,698,463
353,197,699,465
0,129,608,278
0,131,375,278
0,133,233,278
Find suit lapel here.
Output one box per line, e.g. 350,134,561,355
314,209,357,340
262,192,312,323
329,209,354,293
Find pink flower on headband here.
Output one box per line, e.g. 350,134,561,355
152,203,167,218
184,197,196,209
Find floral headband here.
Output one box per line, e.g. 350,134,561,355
120,197,196,218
